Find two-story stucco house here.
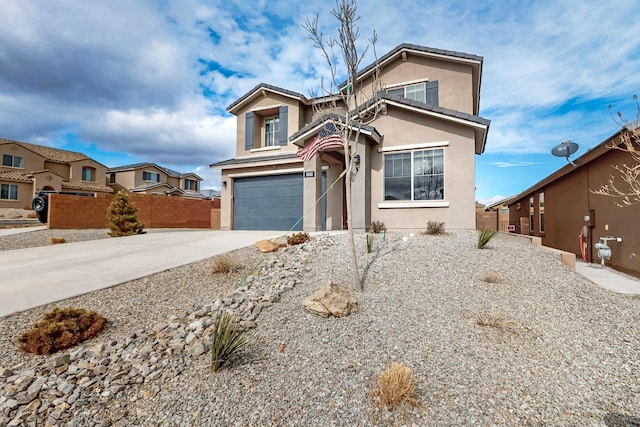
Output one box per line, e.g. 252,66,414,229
211,43,490,231
107,162,205,199
0,138,113,209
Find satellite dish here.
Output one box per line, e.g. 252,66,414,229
551,139,579,167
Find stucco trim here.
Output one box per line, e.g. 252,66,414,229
378,200,449,208
228,168,304,178
378,141,449,153
250,146,282,153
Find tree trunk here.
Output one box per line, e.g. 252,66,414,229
344,165,360,290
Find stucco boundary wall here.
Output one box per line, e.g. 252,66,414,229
47,193,220,230
499,231,576,270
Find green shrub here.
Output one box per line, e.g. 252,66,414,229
18,307,108,355
425,221,445,235
369,221,386,234
287,232,310,245
210,311,247,372
106,190,145,237
477,227,497,249
366,234,374,253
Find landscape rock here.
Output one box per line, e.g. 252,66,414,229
303,281,357,318
255,239,286,253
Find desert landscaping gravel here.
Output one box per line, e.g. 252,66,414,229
1,229,639,426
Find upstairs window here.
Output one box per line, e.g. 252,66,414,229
2,154,24,168
143,171,160,182
109,173,116,183
0,184,18,200
184,179,198,191
539,193,545,233
264,116,280,147
386,81,438,106
384,148,444,201
82,166,95,181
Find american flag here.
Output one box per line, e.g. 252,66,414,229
297,122,344,162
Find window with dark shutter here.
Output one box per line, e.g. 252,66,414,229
245,112,254,150
278,106,288,146
426,81,438,106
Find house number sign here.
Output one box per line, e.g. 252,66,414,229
304,171,315,178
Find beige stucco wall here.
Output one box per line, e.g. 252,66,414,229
69,159,107,184
357,54,475,114
0,181,33,209
366,108,477,230
133,166,169,188
235,93,303,157
0,143,46,173
43,161,70,180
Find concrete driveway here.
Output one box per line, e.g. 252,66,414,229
0,230,284,317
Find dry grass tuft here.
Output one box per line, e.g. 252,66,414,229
50,237,66,244
483,271,501,283
211,253,242,274
424,221,446,235
373,362,418,410
474,308,518,334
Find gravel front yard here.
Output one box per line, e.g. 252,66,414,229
0,229,639,426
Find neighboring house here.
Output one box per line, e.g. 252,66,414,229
107,162,205,199
476,197,513,232
0,138,112,209
507,128,640,277
211,43,491,231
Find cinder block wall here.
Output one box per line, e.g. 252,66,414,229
48,193,216,229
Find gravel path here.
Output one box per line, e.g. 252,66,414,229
1,229,639,426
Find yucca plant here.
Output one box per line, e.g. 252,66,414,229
210,311,247,372
477,227,497,249
366,234,374,253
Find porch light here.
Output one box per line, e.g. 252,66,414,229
354,154,361,170
222,180,227,188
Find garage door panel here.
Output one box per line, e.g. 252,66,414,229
234,174,303,230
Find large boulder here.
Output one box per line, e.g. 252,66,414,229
255,239,286,253
303,281,357,318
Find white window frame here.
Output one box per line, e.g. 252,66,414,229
0,183,18,200
184,179,198,191
143,171,160,182
380,148,445,208
264,116,280,147
2,154,24,168
82,166,95,182
386,82,426,103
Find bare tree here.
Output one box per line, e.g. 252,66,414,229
302,0,382,290
592,95,640,206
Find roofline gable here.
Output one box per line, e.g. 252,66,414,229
227,83,309,114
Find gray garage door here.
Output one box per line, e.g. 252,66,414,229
234,174,304,230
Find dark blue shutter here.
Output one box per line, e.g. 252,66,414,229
278,106,288,146
245,112,254,150
426,81,438,106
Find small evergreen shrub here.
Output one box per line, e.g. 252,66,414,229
106,190,145,237
211,253,242,274
366,234,374,253
18,307,108,355
369,221,386,234
373,362,418,410
425,221,446,235
477,227,497,249
210,311,247,372
287,232,310,246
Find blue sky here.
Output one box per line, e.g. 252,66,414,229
1,0,639,205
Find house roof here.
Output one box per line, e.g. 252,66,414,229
107,162,202,180
507,128,627,205
0,138,94,163
62,181,113,193
289,113,382,146
210,152,300,168
0,170,33,183
227,83,309,114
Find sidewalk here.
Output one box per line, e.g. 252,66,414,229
0,230,284,317
575,260,640,295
